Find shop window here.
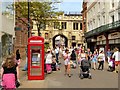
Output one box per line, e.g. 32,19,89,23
102,40,106,44
115,39,120,44
109,39,114,44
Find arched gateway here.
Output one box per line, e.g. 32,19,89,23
52,34,68,48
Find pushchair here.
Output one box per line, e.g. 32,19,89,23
79,59,92,79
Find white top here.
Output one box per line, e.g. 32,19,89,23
108,61,113,67
98,53,105,61
45,53,52,64
62,50,66,56
64,53,70,61
55,48,59,54
112,51,120,61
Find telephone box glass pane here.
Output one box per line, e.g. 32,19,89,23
30,46,42,76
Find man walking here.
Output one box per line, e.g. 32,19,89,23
55,45,59,64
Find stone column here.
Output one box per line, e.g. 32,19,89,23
104,33,109,52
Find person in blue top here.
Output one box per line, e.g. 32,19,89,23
106,49,112,63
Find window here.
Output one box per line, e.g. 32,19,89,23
93,19,95,28
118,13,120,20
98,2,100,9
103,2,105,8
98,17,100,27
80,23,82,30
61,22,67,29
103,16,105,24
111,15,114,22
73,23,78,30
88,23,90,31
54,22,60,29
45,33,48,39
72,36,76,40
112,0,114,8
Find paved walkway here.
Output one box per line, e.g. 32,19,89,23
19,58,118,88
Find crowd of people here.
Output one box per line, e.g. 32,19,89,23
0,45,120,89
45,45,120,77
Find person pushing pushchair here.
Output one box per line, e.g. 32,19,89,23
79,59,92,79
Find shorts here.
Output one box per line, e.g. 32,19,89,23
115,61,120,65
64,60,70,65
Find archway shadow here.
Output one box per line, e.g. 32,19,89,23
52,34,68,48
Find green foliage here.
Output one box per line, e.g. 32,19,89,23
44,43,49,53
7,1,63,36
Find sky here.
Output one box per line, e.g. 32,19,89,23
56,0,83,13
1,0,83,13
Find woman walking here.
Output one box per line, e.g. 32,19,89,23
92,51,98,70
16,49,21,65
63,49,71,77
78,49,88,65
70,50,77,68
1,55,19,89
97,50,105,70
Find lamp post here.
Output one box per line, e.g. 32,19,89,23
28,0,30,38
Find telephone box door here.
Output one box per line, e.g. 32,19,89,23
28,36,44,80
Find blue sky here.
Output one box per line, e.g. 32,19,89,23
58,0,83,13
2,0,83,13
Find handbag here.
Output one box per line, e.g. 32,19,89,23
16,80,20,88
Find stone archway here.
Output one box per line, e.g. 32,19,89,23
1,34,12,56
52,34,68,48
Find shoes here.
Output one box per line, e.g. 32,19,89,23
113,70,118,73
97,68,100,70
68,74,71,77
116,71,118,73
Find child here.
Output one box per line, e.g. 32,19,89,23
45,51,52,74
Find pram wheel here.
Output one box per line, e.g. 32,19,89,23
88,75,92,79
79,74,84,79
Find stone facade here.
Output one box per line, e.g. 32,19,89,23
0,1,15,62
32,13,84,49
85,0,120,52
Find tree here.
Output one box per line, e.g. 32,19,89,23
7,1,63,36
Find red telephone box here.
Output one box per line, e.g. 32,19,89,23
28,36,44,80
